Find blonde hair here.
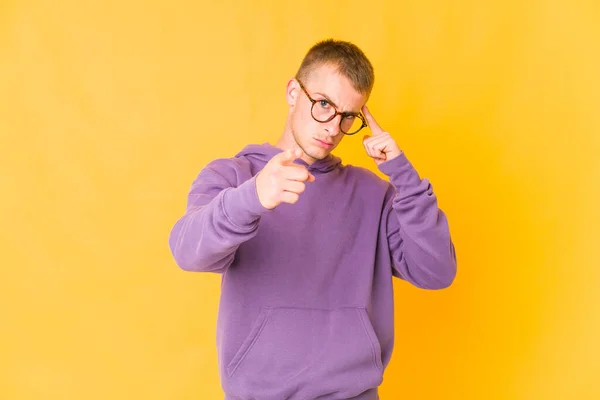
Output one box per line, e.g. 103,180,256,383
295,39,375,97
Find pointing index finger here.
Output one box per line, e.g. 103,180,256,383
278,147,303,165
362,105,383,135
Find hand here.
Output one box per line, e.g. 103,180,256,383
256,148,316,210
361,105,403,166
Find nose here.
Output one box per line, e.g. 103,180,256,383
325,114,342,136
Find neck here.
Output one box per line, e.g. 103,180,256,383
275,122,317,165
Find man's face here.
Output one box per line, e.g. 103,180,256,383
287,64,367,163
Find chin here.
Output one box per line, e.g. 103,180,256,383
308,147,332,160
293,131,335,159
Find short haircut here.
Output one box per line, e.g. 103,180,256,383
295,39,375,97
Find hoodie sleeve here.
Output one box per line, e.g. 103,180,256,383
378,153,457,289
168,158,270,273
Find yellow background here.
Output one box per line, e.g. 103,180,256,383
1,0,599,399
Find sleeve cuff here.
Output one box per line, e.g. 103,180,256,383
377,152,423,188
222,175,270,228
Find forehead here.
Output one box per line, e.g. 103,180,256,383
304,64,366,112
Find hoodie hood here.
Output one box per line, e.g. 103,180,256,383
236,142,342,174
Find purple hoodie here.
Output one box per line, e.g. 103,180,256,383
168,143,456,400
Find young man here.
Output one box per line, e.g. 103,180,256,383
168,39,457,400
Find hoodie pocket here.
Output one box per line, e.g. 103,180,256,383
225,306,383,399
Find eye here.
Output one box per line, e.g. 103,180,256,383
318,99,331,108
344,114,356,120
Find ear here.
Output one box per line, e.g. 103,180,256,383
286,78,300,106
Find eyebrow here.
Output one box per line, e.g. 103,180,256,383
314,92,338,108
314,92,359,116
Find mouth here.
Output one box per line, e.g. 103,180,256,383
314,138,334,149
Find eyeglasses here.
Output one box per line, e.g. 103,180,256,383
297,80,367,135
